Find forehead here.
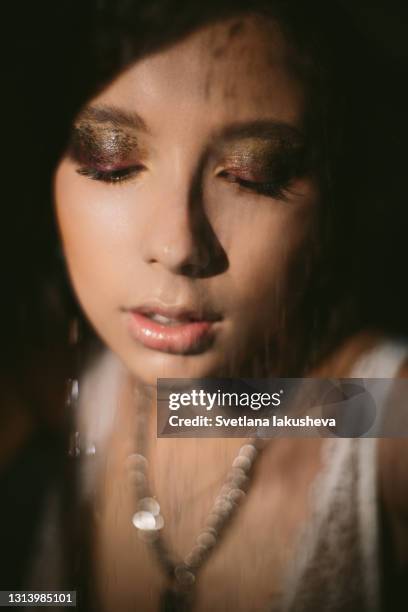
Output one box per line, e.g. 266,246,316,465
92,15,306,130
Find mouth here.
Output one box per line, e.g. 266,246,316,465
123,303,222,355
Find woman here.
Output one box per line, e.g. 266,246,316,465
3,1,408,611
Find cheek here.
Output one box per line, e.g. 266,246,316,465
218,201,315,320
54,163,138,306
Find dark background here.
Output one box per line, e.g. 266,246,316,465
1,0,407,596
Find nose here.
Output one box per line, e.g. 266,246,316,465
141,179,212,277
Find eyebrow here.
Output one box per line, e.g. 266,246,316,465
76,104,150,133
215,120,305,147
76,106,304,149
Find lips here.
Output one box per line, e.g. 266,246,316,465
124,302,221,354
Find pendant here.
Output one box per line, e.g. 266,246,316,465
160,588,193,612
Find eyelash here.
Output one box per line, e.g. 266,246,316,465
76,165,144,183
75,164,293,200
217,170,291,200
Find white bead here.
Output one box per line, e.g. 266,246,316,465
197,532,217,548
125,453,148,470
238,444,258,460
228,488,246,503
213,498,233,515
132,511,156,530
138,497,160,516
232,456,252,471
205,527,218,537
184,552,199,568
228,469,249,489
175,566,196,586
219,484,232,497
207,513,224,529
128,472,146,486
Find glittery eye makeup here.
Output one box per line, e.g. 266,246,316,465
214,133,309,201
67,109,148,183
67,106,311,196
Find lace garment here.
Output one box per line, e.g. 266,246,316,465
273,340,408,612
25,340,408,612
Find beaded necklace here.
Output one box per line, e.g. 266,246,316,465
127,398,265,611
66,319,266,611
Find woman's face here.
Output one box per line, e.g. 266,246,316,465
54,16,319,386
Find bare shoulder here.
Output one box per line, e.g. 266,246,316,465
378,358,408,572
379,358,408,516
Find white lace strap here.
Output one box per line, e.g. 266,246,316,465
349,339,408,378
277,340,408,612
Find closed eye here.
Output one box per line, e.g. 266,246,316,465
76,164,145,183
217,169,291,200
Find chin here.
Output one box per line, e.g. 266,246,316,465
123,345,230,387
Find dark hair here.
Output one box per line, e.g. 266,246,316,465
3,0,408,601
4,0,408,395
83,0,408,367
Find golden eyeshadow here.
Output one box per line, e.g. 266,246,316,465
217,137,306,180
68,120,141,167
221,139,279,165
